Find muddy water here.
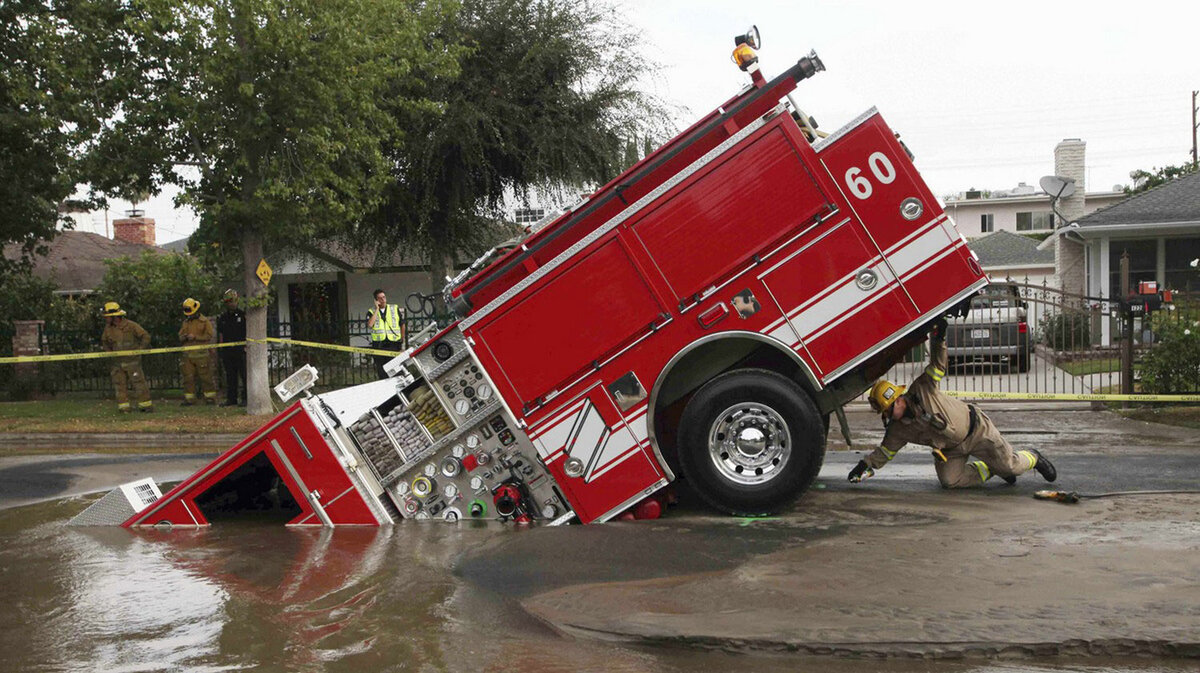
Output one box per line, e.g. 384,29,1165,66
0,497,1192,673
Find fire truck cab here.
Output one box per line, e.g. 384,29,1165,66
101,37,987,530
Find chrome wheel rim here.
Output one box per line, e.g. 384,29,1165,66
707,402,791,485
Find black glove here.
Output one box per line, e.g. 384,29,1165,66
848,460,874,483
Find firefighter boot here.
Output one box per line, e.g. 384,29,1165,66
1001,474,1017,485
1031,449,1057,482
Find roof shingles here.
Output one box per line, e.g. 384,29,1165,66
1077,171,1200,226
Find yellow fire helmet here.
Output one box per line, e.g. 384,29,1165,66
182,297,201,316
868,379,906,414
102,301,126,317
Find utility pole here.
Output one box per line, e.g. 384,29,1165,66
1193,90,1198,169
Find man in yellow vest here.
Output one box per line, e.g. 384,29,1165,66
100,302,154,413
367,288,405,379
179,297,217,405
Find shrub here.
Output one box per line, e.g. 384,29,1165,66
1041,311,1092,351
1140,317,1200,393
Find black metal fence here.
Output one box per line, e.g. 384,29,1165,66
883,282,1200,396
13,314,447,397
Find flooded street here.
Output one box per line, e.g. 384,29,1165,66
1,491,1196,673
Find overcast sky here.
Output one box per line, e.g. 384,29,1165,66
79,0,1198,243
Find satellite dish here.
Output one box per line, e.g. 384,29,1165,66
1039,175,1076,200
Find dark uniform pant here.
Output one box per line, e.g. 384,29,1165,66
219,350,246,405
372,340,403,379
111,361,152,411
181,355,217,402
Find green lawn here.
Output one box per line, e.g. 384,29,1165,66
0,398,272,435
1058,357,1122,376
1118,406,1200,430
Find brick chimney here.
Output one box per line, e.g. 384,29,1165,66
1053,139,1086,297
112,216,156,246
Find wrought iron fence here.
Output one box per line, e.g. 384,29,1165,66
881,282,1200,396
14,314,447,397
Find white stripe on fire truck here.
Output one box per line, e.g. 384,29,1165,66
529,396,589,441
770,218,957,349
788,259,896,340
882,215,947,257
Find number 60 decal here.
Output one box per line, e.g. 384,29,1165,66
844,152,896,200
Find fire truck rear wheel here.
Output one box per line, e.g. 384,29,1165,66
677,368,825,516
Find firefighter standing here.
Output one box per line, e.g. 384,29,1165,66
100,302,154,413
848,318,1058,488
216,289,246,406
179,298,217,405
367,288,405,379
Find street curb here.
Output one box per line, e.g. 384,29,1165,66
0,433,241,448
538,620,1200,660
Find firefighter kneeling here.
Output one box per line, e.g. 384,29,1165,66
179,298,218,405
849,318,1058,488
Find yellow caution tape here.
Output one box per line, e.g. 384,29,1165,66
0,337,404,364
944,390,1200,402
0,341,249,364
256,337,402,358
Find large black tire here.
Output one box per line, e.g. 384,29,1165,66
677,368,826,516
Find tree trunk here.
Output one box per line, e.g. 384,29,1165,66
243,228,271,415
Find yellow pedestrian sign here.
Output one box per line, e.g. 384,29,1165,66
256,259,272,286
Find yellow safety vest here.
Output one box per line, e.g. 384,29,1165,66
370,305,403,342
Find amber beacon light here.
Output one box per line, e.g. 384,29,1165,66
731,25,761,71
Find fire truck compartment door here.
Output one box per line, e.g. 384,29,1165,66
760,219,918,379
473,238,666,405
630,124,832,304
530,385,664,523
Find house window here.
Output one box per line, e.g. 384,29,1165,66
514,208,546,225
1108,239,1158,298
980,214,994,233
1164,237,1200,292
1016,211,1054,231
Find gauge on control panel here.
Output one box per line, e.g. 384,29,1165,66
477,383,493,401
466,434,481,449
395,480,410,496
443,507,462,522
414,511,431,520
423,463,437,477
470,475,485,491
412,476,436,499
441,456,461,478
443,483,459,500
451,444,465,458
454,399,470,415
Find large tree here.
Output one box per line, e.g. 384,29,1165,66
1125,163,1198,194
352,0,670,290
0,0,131,272
91,0,455,414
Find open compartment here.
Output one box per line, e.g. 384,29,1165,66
404,383,454,440
348,403,406,479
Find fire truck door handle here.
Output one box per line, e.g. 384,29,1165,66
697,303,729,329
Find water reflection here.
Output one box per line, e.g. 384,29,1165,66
0,498,1194,673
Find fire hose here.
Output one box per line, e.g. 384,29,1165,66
1034,489,1200,504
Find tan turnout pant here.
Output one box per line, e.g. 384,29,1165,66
933,413,1037,488
111,361,152,411
181,356,217,402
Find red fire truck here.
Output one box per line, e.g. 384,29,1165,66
84,32,987,530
